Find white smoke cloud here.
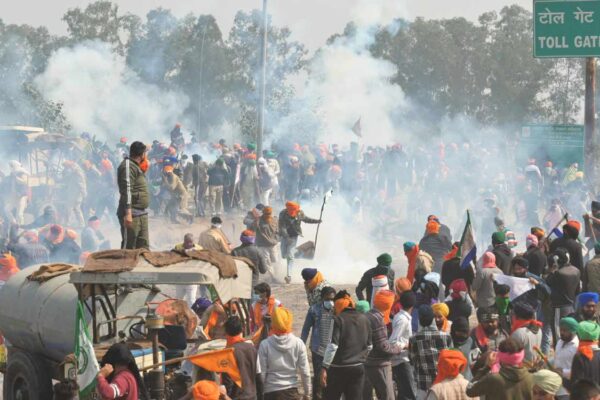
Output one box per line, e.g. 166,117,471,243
271,0,409,146
34,40,188,142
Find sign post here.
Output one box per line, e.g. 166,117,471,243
534,0,598,180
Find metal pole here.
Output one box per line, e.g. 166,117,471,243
256,0,268,157
585,57,596,182
198,23,209,141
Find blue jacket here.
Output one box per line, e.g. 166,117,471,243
301,302,335,355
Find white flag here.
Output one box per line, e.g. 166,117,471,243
75,301,99,396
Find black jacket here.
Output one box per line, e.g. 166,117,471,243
278,210,319,238
546,265,581,307
550,236,584,273
493,243,513,274
232,244,267,288
207,166,229,186
524,246,547,276
356,265,395,303
441,257,474,297
326,309,372,368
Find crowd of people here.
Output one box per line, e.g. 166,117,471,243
1,127,599,400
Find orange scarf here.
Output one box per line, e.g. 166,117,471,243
439,317,450,333
306,271,324,291
578,340,598,360
511,319,543,334
286,201,300,218
406,245,419,283
334,296,355,315
254,296,276,327
226,334,246,347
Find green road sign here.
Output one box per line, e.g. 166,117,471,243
518,124,584,169
534,0,600,57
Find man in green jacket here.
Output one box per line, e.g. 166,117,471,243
117,141,150,249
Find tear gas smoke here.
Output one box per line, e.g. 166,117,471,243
34,40,189,143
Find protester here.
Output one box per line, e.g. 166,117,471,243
356,253,396,304
426,349,476,400
207,158,229,216
574,292,599,323
232,229,268,291
441,243,473,297
471,306,507,353
301,268,330,307
472,252,503,308
511,299,543,362
524,234,547,276
494,284,512,333
446,279,473,323
301,286,336,399
568,379,600,400
583,242,600,293
546,247,581,344
491,231,512,274
253,206,280,274
53,380,79,400
97,342,149,400
466,338,533,400
409,304,452,399
553,317,580,400
404,242,433,283
450,317,475,381
252,283,281,337
432,303,451,334
81,216,110,252
419,220,452,273
258,307,311,400
223,316,261,400
390,291,417,400
550,221,584,273
532,369,562,400
364,289,401,400
117,141,149,250
322,290,372,400
199,216,232,254
278,201,321,283
569,321,600,386
41,224,81,264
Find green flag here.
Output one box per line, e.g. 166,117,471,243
75,301,99,396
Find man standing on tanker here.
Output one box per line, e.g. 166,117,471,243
117,141,150,249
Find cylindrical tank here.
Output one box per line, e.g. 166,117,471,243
0,266,78,361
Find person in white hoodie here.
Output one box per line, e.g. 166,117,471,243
258,306,311,400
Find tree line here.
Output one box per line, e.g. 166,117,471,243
0,2,587,139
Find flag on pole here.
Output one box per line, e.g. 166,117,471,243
189,347,243,387
352,118,362,137
458,211,477,270
75,301,99,397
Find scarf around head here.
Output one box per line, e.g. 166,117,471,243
432,302,450,333
491,349,525,373
394,277,412,300
334,294,355,315
272,306,293,335
306,271,324,291
433,349,467,384
578,340,598,360
286,201,300,217
373,289,395,324
192,380,220,400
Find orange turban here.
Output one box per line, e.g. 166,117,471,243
286,201,300,218
373,289,395,324
163,165,174,173
334,293,355,315
394,278,412,297
192,380,220,400
426,221,440,235
433,349,467,384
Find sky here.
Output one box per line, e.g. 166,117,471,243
4,0,531,50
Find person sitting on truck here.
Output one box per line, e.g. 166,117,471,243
97,342,150,400
199,216,232,254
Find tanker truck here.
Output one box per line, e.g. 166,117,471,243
0,251,254,400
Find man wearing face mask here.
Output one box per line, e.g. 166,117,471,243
301,286,336,400
117,141,150,249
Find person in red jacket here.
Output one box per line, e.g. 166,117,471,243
97,343,149,400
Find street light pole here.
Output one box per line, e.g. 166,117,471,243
257,0,268,156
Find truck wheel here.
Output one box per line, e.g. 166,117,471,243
3,351,53,400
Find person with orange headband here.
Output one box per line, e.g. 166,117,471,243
278,201,321,283
466,338,534,400
364,289,401,400
321,290,371,400
258,307,311,400
419,219,452,273
426,349,472,400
